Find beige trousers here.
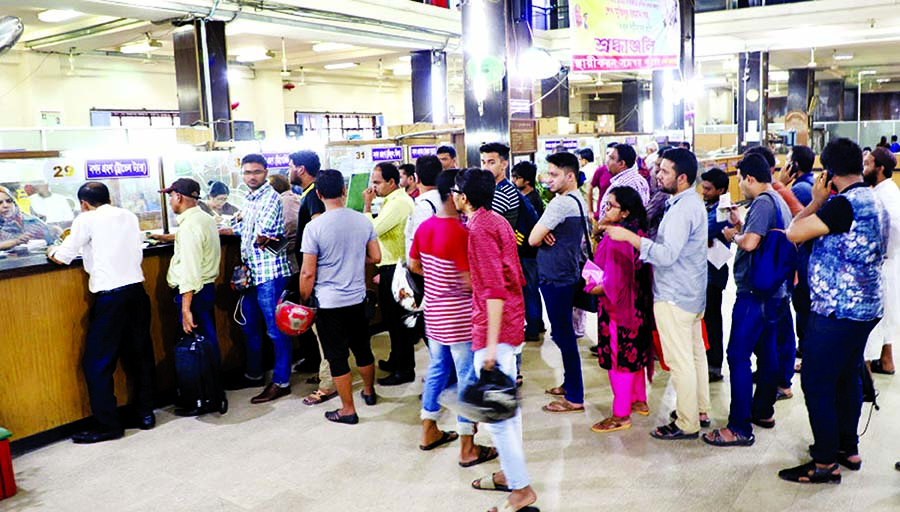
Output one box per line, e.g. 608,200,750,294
654,301,710,434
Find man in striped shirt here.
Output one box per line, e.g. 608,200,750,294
410,168,498,466
598,143,650,216
481,142,520,228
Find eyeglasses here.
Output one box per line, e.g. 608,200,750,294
605,203,621,211
0,199,13,205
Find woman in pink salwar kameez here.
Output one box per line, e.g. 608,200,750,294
589,186,654,433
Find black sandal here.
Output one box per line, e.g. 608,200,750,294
870,359,895,375
778,461,841,484
669,410,711,428
650,421,699,440
750,416,776,429
459,445,499,468
324,409,359,425
420,430,458,451
702,428,755,447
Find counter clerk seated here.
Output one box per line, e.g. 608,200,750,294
0,185,58,251
48,181,157,444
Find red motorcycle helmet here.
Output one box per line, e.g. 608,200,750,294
275,289,316,336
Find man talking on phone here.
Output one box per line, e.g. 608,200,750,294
778,145,817,207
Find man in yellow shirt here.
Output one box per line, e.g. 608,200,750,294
160,178,222,415
363,162,416,385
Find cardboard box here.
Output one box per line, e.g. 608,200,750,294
576,121,595,134
538,117,569,136
596,115,616,133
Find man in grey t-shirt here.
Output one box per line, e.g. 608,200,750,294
299,170,382,425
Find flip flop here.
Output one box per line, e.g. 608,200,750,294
870,359,896,375
591,417,632,433
460,445,499,468
542,400,585,414
303,389,337,406
544,386,566,397
702,428,755,447
471,472,510,492
420,430,459,451
631,401,650,416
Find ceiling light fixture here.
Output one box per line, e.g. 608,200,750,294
312,42,352,53
392,63,412,76
324,62,358,70
235,48,274,63
833,52,854,61
399,55,411,62
876,78,891,83
119,36,162,54
38,10,82,23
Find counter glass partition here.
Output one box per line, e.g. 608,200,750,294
0,152,165,272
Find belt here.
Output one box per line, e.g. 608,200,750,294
96,282,143,295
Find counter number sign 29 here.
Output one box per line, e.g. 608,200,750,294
52,165,75,178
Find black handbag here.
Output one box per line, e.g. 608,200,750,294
567,194,598,313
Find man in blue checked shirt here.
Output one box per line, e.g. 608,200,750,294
221,153,293,403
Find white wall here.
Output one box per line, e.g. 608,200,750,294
695,87,734,125
0,50,416,137
280,79,413,126
0,52,177,127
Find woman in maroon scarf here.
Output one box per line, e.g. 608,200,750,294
589,186,655,433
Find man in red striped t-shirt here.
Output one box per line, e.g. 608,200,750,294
454,169,537,512
410,168,498,467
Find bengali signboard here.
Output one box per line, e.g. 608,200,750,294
371,146,403,162
543,140,579,152
409,146,438,159
85,158,150,179
263,153,291,169
569,0,680,72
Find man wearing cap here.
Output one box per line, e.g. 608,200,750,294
160,178,222,416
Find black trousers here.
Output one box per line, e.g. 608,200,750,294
378,264,416,374
82,284,156,430
704,283,725,373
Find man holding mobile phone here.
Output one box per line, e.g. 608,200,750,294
221,154,294,403
779,145,817,207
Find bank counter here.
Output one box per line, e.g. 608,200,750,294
0,233,249,443
0,147,389,446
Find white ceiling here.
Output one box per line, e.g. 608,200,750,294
4,0,900,90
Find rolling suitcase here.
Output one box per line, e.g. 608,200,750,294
174,332,228,415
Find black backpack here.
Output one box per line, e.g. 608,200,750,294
513,189,539,246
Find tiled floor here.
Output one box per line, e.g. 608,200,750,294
6,286,900,512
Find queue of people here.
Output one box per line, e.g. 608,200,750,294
39,136,900,512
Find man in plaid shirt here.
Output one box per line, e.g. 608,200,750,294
224,153,293,404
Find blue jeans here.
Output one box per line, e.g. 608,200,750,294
242,275,292,386
475,344,531,490
540,282,584,404
521,258,544,336
421,341,477,435
775,298,796,389
802,313,879,464
726,294,779,438
176,283,220,362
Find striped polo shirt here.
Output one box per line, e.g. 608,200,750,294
409,216,473,344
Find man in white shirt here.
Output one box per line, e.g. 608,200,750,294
405,155,443,256
48,182,156,444
863,147,900,375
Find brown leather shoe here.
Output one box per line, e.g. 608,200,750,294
250,383,291,404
